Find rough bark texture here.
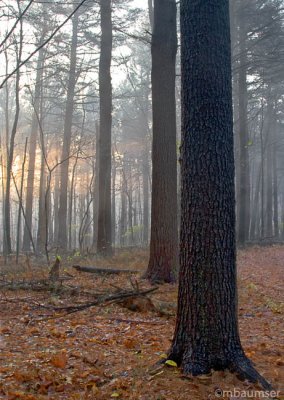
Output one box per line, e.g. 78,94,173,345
57,10,78,249
169,0,271,390
145,0,178,283
97,0,113,256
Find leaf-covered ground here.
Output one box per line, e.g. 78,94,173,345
0,246,283,400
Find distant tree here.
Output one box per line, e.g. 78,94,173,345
169,0,271,389
3,0,23,255
22,5,48,251
97,0,113,255
145,0,178,283
232,0,284,243
57,7,79,249
236,2,250,244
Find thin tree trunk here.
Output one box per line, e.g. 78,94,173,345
148,0,154,30
97,0,113,255
272,125,279,238
4,2,23,254
53,160,60,244
58,9,79,249
237,4,250,244
37,151,47,252
92,121,100,251
16,138,28,263
68,150,79,250
266,136,273,238
264,98,274,238
120,163,127,247
22,44,45,251
250,163,262,240
142,151,149,246
111,154,116,246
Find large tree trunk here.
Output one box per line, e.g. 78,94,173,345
145,0,178,283
97,0,113,255
169,0,270,389
57,9,79,249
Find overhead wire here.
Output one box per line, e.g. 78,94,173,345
0,0,34,49
0,0,89,89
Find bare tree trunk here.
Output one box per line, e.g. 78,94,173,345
4,2,23,254
111,154,116,245
264,99,274,238
272,126,279,238
97,0,113,255
148,0,154,30
142,151,149,246
92,121,100,251
22,44,45,251
3,51,10,257
16,138,28,263
0,153,5,254
145,0,178,283
170,1,271,389
68,150,79,250
127,161,134,245
237,4,250,244
53,160,60,244
58,9,79,249
281,192,284,240
250,163,262,240
120,163,127,247
37,151,47,252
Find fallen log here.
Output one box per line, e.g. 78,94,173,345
72,265,139,274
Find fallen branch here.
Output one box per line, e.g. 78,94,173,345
35,286,159,316
72,265,139,274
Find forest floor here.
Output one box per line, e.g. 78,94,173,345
0,246,283,400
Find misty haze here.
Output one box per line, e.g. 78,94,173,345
0,1,283,399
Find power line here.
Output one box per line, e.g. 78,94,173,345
0,0,89,89
0,0,34,49
33,1,91,4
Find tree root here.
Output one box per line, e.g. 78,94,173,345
165,348,273,391
229,355,272,391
